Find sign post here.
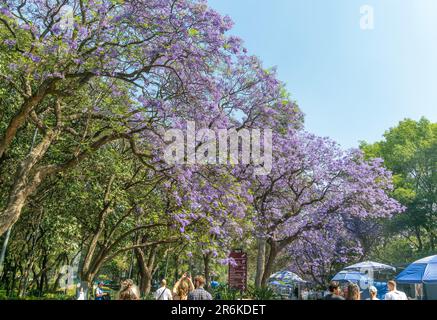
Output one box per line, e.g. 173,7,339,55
228,250,248,292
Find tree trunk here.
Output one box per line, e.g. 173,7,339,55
255,238,266,288
40,271,48,296
0,227,12,276
8,265,17,297
203,253,211,290
0,90,49,159
31,268,40,295
0,130,58,236
18,268,31,297
424,225,436,252
37,255,48,296
134,246,156,297
174,255,179,282
80,279,93,300
415,226,423,252
139,270,153,297
261,240,279,288
52,272,63,292
0,261,8,283
128,251,135,279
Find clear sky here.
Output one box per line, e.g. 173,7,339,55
208,0,437,148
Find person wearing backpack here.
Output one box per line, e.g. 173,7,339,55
154,279,173,300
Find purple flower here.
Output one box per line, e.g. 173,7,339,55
209,226,221,236
52,23,62,35
78,27,88,38
3,39,16,47
8,63,18,71
21,24,31,31
0,7,12,18
23,52,41,63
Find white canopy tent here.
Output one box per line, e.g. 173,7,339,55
344,261,396,272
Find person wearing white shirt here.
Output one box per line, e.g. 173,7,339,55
77,287,85,300
384,280,408,300
154,279,173,300
95,282,106,300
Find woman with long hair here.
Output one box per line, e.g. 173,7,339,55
118,279,140,300
173,273,195,300
346,283,361,301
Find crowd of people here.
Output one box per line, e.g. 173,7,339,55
86,273,213,301
325,280,408,301
154,273,213,301
84,275,409,301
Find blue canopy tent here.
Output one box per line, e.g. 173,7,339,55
396,255,437,284
269,280,283,286
396,255,437,300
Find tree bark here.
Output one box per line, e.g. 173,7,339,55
134,246,156,297
37,255,48,296
203,253,211,290
78,177,115,298
52,272,63,292
138,270,153,297
255,238,266,288
18,263,33,297
261,240,279,288
0,227,12,276
8,265,17,297
0,130,59,236
80,279,93,300
0,90,49,159
415,226,423,252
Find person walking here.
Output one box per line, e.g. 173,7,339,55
187,275,213,300
155,279,173,300
173,273,195,300
384,280,408,300
324,281,345,300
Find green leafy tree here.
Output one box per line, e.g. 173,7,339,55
361,118,437,255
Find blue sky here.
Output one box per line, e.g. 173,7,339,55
208,0,437,148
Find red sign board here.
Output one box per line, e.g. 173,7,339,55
228,250,247,291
